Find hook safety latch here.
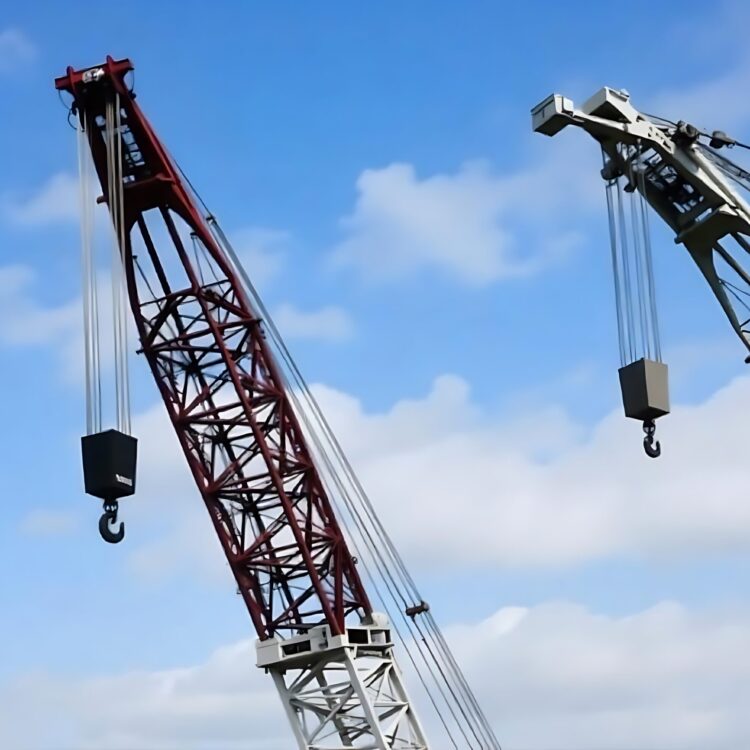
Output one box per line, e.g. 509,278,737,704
642,419,661,459
99,500,125,544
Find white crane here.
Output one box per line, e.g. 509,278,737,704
533,87,750,454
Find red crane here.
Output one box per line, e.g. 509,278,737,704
56,57,501,750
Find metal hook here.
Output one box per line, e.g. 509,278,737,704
642,419,661,459
98,500,125,544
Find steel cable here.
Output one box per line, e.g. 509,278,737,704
104,94,133,435
604,144,662,366
77,110,102,434
171,161,501,748
210,218,500,749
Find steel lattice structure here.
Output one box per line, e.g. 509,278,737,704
56,57,371,638
533,87,750,358
56,57,430,750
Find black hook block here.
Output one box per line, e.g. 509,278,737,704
81,429,138,502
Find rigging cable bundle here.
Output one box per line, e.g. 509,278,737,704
601,140,668,457
77,97,137,543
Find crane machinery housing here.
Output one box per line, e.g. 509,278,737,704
56,57,501,750
532,87,750,450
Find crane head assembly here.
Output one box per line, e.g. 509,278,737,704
533,87,750,455
56,57,502,750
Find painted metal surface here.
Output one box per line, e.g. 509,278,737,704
57,57,371,639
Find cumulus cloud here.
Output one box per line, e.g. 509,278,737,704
0,220,290,383
94,367,750,588
3,172,80,225
272,302,354,341
2,600,748,749
328,7,750,293
230,226,289,290
1,169,287,299
317,373,750,568
0,264,79,348
19,508,79,536
330,146,598,285
453,600,750,750
0,263,125,384
0,28,35,73
0,640,284,750
645,3,750,136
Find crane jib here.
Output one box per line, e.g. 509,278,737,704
56,56,503,750
533,86,750,456
56,57,371,640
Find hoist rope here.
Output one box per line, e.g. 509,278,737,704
78,113,102,435
627,163,650,359
204,213,501,750
115,99,132,435
604,157,627,366
105,94,132,435
636,156,662,362
77,97,133,437
615,173,637,363
602,143,662,366
77,98,498,744
285,384,467,749
162,152,501,748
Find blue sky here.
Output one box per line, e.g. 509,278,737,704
2,2,750,748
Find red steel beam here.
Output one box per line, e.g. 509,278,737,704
56,57,371,638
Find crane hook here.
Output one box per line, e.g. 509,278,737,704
98,500,125,544
642,419,661,459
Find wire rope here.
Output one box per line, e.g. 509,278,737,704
168,156,502,749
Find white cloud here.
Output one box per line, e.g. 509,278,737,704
2,600,748,749
0,263,96,385
649,61,750,136
0,263,145,394
643,4,750,136
3,172,79,226
317,372,750,569
19,509,80,536
0,29,35,73
451,600,750,750
0,639,284,750
230,227,289,290
327,10,750,293
272,302,354,341
330,147,598,285
105,367,750,586
0,264,79,347
123,401,223,583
